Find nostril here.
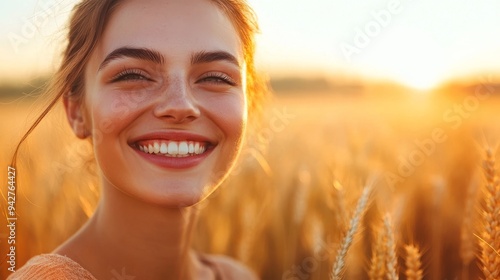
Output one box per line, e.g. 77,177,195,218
168,114,198,124
153,94,201,122
153,105,201,123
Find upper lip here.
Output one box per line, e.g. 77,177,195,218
128,131,216,146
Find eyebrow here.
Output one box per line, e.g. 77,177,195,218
98,47,240,71
98,47,165,71
191,51,240,67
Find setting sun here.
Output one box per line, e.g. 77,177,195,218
372,29,449,90
362,27,451,91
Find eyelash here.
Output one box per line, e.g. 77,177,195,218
111,69,150,82
198,72,237,86
110,69,236,86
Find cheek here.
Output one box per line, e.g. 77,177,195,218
88,90,151,137
212,93,247,142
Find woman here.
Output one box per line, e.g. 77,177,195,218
9,0,263,279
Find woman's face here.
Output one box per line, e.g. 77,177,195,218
75,0,247,207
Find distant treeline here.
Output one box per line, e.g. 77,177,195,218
269,77,364,94
0,77,48,99
2,75,500,99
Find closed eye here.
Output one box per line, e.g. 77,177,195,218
111,69,151,83
197,72,237,86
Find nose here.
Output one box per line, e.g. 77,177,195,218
153,77,200,123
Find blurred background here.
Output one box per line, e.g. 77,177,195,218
1,0,500,279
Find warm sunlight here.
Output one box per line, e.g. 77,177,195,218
394,64,443,92
348,27,451,91
383,28,450,91
398,74,441,91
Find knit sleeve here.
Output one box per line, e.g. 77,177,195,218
198,253,260,280
7,254,97,280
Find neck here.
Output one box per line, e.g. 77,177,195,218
59,180,210,280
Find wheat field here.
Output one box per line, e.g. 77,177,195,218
1,81,500,279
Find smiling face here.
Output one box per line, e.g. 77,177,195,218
67,0,247,207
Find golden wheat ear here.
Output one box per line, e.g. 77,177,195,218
404,244,423,280
368,224,386,280
330,185,371,280
384,214,399,280
480,148,500,280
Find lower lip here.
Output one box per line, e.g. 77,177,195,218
133,147,213,169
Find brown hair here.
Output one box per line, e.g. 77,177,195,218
12,0,264,166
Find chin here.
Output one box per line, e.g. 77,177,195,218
131,179,222,208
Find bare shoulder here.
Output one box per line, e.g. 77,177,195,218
7,254,96,280
199,253,260,280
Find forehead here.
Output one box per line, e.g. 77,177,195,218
94,0,243,64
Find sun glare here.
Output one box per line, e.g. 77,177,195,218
397,72,442,91
358,27,450,92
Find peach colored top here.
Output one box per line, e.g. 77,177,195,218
8,253,258,279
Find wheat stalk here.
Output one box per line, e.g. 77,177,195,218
330,185,371,280
460,177,479,279
368,225,386,280
480,148,500,280
384,214,399,280
293,166,311,225
404,244,423,280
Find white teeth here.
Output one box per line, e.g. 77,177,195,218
160,142,168,154
138,141,208,156
179,142,189,155
168,142,179,155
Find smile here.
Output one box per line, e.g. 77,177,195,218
137,140,207,157
129,132,216,169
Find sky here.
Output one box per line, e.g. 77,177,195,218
1,0,500,90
